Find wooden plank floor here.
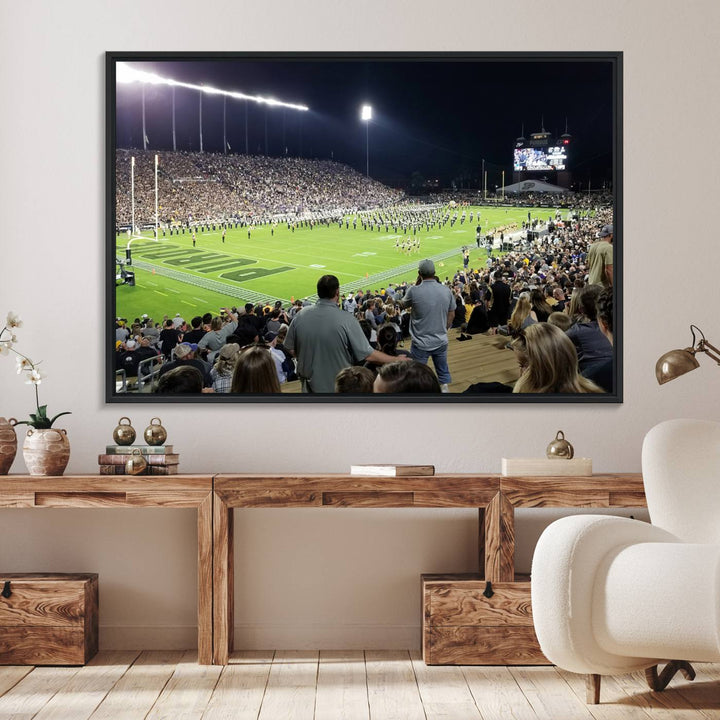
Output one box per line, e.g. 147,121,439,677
0,652,717,719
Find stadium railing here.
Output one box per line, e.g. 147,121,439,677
136,355,165,393
115,369,127,394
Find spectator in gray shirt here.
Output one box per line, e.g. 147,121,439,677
285,275,409,393
401,259,456,392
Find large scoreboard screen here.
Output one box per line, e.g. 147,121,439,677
514,146,568,172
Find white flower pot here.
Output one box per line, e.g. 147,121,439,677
22,428,70,476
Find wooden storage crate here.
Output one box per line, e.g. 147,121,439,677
0,573,98,665
422,573,548,665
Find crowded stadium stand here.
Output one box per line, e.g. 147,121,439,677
113,153,614,395
115,151,404,229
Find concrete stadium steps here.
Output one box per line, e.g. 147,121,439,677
281,378,302,393
279,330,520,395
445,329,520,392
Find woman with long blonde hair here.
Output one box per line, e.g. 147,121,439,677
508,292,537,334
511,322,603,394
495,292,536,336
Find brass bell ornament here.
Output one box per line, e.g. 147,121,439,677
125,449,147,475
112,417,136,446
546,430,574,459
144,417,167,446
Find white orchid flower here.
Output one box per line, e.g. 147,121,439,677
25,368,45,385
6,312,22,329
16,356,33,373
4,310,70,429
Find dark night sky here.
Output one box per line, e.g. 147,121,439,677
114,56,615,190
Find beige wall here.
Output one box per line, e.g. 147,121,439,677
1,0,718,649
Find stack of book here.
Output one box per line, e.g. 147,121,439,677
501,457,592,476
349,464,435,477
98,445,179,475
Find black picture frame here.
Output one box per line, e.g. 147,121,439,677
106,51,622,404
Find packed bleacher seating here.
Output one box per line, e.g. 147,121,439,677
430,189,613,210
115,150,405,228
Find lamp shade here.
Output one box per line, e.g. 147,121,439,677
655,348,700,385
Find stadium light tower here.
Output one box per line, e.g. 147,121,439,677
142,86,147,150
154,154,159,240
361,104,372,177
172,86,177,151
199,92,203,152
116,63,309,111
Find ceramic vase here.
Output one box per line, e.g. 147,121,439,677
22,428,70,476
0,417,18,475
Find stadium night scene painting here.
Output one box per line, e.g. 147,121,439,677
107,53,621,403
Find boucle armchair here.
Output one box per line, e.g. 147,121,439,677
531,418,720,703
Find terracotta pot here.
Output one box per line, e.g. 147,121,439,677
22,428,70,476
0,417,18,475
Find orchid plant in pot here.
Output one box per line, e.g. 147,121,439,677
0,312,72,475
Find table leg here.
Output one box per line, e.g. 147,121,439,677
483,492,515,582
197,493,213,665
213,492,234,665
478,507,486,577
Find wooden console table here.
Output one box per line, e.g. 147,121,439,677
212,473,645,665
0,475,214,665
1,473,647,666
494,473,647,580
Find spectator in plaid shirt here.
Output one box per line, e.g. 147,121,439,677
210,343,240,393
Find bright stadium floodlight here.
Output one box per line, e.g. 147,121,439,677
116,62,309,111
360,104,372,177
116,63,165,85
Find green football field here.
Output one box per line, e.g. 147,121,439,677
115,204,560,322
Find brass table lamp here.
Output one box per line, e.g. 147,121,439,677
656,325,720,384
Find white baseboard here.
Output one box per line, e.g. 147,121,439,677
99,624,421,650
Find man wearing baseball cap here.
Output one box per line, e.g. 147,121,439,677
587,223,613,287
400,259,456,392
157,342,212,387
